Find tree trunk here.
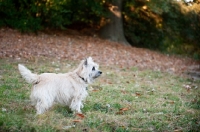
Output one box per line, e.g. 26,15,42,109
99,0,130,46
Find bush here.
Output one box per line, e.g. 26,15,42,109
123,0,200,58
0,0,105,32
0,0,42,32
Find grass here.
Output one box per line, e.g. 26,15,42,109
0,58,200,132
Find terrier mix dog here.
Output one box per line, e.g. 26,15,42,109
18,57,102,114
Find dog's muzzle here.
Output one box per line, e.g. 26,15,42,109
94,71,102,79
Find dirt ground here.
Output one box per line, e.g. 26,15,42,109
0,28,199,79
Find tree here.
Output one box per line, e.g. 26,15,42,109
99,0,130,46
1,0,199,57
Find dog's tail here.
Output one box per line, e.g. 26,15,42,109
18,64,38,84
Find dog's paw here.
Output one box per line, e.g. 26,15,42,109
80,104,84,108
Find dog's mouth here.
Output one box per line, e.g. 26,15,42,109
93,71,102,79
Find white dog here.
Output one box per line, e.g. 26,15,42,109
18,57,102,114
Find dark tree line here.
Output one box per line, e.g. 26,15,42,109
0,0,199,58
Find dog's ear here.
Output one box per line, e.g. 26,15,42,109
84,57,93,66
84,58,88,66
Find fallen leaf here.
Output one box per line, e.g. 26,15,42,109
135,92,142,96
120,90,127,94
92,89,99,92
191,99,197,103
108,81,113,84
174,129,182,132
116,107,130,115
120,107,129,111
76,113,85,118
73,120,82,122
168,101,175,104
116,111,123,115
187,88,190,93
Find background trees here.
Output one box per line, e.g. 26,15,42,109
99,0,130,45
0,0,199,58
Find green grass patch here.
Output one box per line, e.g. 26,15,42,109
0,58,199,131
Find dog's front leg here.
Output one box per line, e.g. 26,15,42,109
70,98,82,113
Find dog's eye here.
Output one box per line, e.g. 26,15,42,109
92,67,95,71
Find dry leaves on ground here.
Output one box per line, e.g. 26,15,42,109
0,28,199,78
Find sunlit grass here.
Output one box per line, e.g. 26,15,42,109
0,58,199,131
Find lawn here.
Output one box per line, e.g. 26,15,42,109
0,58,199,132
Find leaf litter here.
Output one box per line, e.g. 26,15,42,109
0,28,199,79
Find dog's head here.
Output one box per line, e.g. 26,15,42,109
76,57,102,84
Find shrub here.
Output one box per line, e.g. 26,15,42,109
0,0,42,32
123,0,200,58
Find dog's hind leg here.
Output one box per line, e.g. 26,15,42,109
35,100,52,114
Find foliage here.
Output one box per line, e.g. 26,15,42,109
0,0,199,57
0,0,105,32
123,0,200,58
0,0,42,32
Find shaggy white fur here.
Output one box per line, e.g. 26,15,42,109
18,57,102,114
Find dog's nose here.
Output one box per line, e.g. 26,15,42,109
99,71,102,74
